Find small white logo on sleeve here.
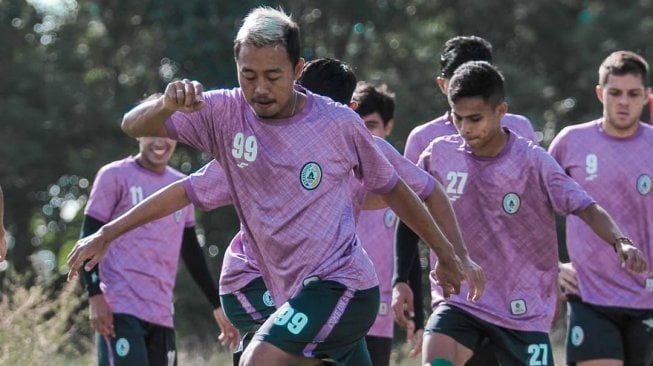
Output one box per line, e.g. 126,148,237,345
379,302,388,315
300,162,322,190
510,299,527,315
645,278,653,292
383,209,397,228
502,193,521,214
115,338,130,357
174,210,182,223
637,174,651,195
570,325,584,346
263,291,275,307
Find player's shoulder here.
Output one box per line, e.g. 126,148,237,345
96,156,134,175
503,113,531,123
409,114,449,137
310,91,361,128
164,165,187,179
556,119,599,139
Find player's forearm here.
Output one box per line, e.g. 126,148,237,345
382,179,455,258
122,96,173,138
103,182,191,241
424,183,469,259
575,203,624,248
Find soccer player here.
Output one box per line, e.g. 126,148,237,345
0,184,6,260
68,7,465,366
396,60,647,366
394,38,538,359
77,135,230,365
549,50,653,366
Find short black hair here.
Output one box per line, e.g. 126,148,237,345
448,61,504,108
598,50,649,87
440,36,493,79
353,82,395,125
298,58,357,104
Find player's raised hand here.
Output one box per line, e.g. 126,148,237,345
67,230,112,281
461,255,485,302
614,238,648,273
163,79,205,113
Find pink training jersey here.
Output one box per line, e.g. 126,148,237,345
182,160,261,295
404,111,537,164
85,157,195,327
419,130,594,332
166,86,398,306
357,137,435,338
549,120,653,308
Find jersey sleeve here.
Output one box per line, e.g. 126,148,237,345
351,122,398,194
537,148,594,215
84,165,120,222
374,137,434,200
404,127,425,164
182,160,232,211
164,90,229,156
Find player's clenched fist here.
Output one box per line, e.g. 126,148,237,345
163,79,205,112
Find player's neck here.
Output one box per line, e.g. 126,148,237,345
601,117,639,139
470,129,509,157
134,154,167,174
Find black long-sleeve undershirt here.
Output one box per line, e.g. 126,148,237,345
394,220,425,329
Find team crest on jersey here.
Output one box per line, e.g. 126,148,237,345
300,162,322,190
510,299,527,315
383,209,397,228
637,174,651,195
115,338,130,357
263,291,274,307
570,326,584,346
502,193,521,214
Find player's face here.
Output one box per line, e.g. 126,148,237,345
137,137,177,171
597,73,649,136
361,112,393,138
451,96,507,156
236,44,304,119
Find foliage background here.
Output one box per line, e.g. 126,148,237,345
1,0,652,363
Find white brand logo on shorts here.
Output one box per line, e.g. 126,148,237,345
637,174,651,195
300,162,322,190
302,276,320,287
379,302,388,315
115,338,130,357
642,318,653,330
383,209,396,228
645,278,653,292
502,193,521,214
570,325,584,346
510,299,527,315
263,290,274,307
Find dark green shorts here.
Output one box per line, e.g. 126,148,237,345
253,280,379,366
566,296,653,365
426,304,552,366
97,313,176,366
220,276,277,335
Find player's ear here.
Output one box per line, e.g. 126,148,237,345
293,58,305,81
495,101,508,119
436,76,448,95
349,101,359,110
384,119,394,137
595,84,604,103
